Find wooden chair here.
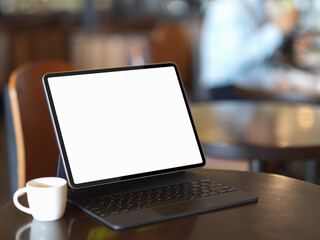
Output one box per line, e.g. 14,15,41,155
5,60,74,193
148,22,193,91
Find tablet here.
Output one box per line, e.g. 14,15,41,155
42,63,205,189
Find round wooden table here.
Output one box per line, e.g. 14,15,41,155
1,169,320,240
190,101,320,182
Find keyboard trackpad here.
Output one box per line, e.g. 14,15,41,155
151,199,213,216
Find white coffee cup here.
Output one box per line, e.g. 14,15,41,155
13,177,67,221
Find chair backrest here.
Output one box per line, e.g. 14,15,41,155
148,22,193,91
7,60,74,189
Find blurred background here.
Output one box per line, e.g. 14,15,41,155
1,0,320,207
0,0,205,96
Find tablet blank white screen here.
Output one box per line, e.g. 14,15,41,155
48,66,203,184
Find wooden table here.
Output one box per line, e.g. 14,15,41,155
1,169,320,239
234,85,320,104
190,101,320,182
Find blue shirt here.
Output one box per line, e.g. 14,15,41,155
200,0,284,89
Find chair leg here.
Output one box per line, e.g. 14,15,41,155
305,160,317,183
250,159,262,172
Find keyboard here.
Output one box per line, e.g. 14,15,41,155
76,178,237,217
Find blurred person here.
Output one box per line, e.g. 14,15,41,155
199,0,300,100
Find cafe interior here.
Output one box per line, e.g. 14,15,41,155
1,0,320,209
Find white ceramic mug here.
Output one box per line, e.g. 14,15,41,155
13,177,67,221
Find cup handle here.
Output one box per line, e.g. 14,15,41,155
13,187,32,215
